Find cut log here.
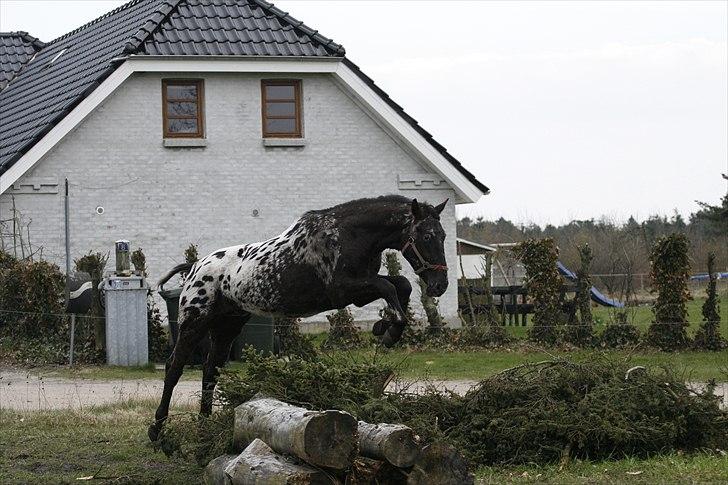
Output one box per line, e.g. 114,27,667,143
346,457,408,485
204,454,236,485
356,421,420,468
234,397,357,470
407,442,473,485
225,438,336,485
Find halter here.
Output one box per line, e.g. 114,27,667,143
401,235,448,275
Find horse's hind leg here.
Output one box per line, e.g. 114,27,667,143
148,310,209,441
200,312,250,416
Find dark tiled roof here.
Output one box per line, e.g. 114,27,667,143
0,0,486,197
0,0,172,173
0,32,45,90
136,0,345,56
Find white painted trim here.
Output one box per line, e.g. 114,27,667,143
456,237,496,253
333,63,484,203
1,57,486,203
126,56,339,73
0,62,134,193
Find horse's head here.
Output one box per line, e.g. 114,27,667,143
402,198,449,297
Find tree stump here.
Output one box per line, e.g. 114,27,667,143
233,397,357,470
407,442,473,485
357,421,420,468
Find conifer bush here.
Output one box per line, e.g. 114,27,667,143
693,253,726,351
644,234,692,350
513,238,562,345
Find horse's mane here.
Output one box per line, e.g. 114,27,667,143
308,195,440,221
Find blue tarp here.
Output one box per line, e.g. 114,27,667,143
557,261,624,308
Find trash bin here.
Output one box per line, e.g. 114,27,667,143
103,275,149,366
231,313,275,359
158,288,273,363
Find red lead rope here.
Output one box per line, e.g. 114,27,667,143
401,237,448,275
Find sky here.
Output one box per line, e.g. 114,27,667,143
1,0,726,226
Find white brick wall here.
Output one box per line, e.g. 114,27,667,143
0,71,461,327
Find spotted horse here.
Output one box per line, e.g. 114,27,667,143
148,195,449,441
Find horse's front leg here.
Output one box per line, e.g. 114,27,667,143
371,275,412,338
331,276,407,347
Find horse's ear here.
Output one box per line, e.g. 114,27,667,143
434,198,449,215
411,199,424,220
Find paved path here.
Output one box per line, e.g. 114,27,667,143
0,368,725,411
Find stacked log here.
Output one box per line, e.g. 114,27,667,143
204,397,472,485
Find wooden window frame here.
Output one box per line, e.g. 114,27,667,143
261,79,302,138
162,79,205,138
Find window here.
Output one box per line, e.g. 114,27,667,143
162,80,204,138
261,80,302,138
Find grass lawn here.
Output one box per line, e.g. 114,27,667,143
476,453,728,484
1,399,725,484
0,399,200,484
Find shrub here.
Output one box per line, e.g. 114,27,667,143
74,251,109,352
561,244,595,347
322,307,364,350
513,239,562,345
693,253,726,351
273,317,317,359
0,251,65,338
599,318,641,348
644,234,692,350
448,360,728,466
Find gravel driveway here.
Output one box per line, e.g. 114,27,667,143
1,368,725,411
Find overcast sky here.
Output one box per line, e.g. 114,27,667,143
2,0,726,225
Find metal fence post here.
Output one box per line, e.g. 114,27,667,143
68,313,75,366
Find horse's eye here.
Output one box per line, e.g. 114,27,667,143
423,233,431,241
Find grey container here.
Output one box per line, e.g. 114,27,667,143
103,275,149,366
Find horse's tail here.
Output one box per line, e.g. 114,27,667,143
157,262,193,288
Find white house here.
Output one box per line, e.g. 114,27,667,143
0,0,488,325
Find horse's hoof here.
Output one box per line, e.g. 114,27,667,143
148,423,162,442
381,323,405,348
372,319,391,336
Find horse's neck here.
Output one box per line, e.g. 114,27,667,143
341,203,411,253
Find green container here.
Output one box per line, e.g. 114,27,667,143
158,287,273,362
231,313,274,359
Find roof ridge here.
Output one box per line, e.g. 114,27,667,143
123,0,183,54
249,0,345,55
45,0,150,46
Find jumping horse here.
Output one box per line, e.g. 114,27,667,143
148,195,449,441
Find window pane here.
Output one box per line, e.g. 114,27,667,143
168,118,198,134
265,118,296,133
266,102,295,117
166,84,197,99
265,85,295,100
167,101,197,116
